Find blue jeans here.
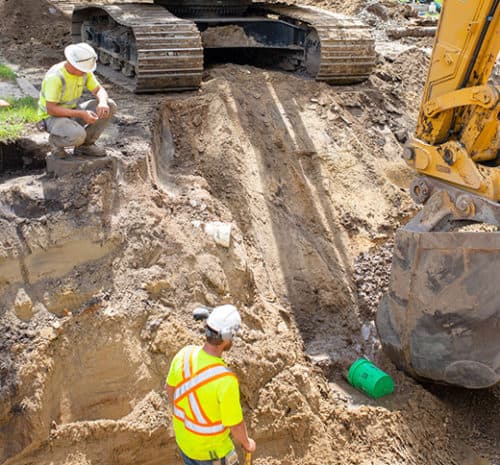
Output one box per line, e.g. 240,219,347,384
179,449,238,465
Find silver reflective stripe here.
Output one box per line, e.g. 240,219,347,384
189,392,208,424
40,66,88,111
183,347,211,424
173,406,226,434
174,365,230,401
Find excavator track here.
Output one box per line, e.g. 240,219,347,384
72,4,203,92
255,3,376,84
72,3,375,92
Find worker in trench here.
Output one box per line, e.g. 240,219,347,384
38,43,116,159
165,304,257,465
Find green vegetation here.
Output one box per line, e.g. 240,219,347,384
0,63,17,81
0,97,41,140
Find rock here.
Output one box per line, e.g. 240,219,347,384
0,99,10,108
366,3,389,20
394,129,408,143
46,153,113,177
18,132,50,153
277,321,288,333
14,288,33,321
197,254,228,295
193,114,202,127
144,279,171,296
40,327,57,341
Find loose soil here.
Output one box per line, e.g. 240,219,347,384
0,1,498,465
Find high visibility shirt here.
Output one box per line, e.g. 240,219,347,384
166,345,243,461
38,61,100,119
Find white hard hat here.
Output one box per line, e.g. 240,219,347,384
65,43,97,73
206,304,241,341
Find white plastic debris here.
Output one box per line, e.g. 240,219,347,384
204,221,232,248
361,324,371,341
192,220,232,248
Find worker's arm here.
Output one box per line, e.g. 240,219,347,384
165,383,175,408
92,85,111,119
46,101,97,125
230,420,256,453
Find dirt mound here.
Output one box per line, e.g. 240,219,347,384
0,0,70,66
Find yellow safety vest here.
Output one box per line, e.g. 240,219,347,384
38,62,98,118
173,347,235,435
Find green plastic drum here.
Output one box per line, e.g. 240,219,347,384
347,358,394,398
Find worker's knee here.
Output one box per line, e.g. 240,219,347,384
48,118,86,147
63,123,86,146
73,130,87,147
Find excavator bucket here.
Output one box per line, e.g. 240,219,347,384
377,186,500,388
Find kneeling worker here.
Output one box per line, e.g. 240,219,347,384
166,305,256,465
38,43,117,158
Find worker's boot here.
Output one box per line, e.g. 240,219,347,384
48,146,67,159
74,144,107,158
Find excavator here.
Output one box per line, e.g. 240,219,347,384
70,0,376,92
377,0,500,389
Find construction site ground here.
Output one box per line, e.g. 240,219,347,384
0,0,498,464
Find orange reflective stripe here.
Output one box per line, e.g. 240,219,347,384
189,347,194,377
175,371,236,404
173,347,234,436
174,411,227,436
174,403,223,428
176,361,227,388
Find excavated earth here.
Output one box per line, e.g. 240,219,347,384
0,1,499,464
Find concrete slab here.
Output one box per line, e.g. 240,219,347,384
18,132,50,153
46,154,114,177
0,81,23,99
16,77,39,99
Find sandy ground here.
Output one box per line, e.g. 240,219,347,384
0,0,499,464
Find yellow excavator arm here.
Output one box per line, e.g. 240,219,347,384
376,0,500,389
407,0,500,200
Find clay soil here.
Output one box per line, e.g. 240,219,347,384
0,1,498,465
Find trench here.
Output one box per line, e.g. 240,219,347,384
0,141,46,179
46,320,163,424
0,134,122,319
147,87,500,465
0,313,171,465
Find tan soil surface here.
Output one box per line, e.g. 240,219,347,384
0,1,498,465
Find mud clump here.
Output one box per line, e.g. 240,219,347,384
354,241,393,319
202,25,259,48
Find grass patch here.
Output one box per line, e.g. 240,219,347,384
0,97,41,140
0,63,17,81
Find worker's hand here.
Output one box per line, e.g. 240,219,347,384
243,438,256,453
82,110,99,125
96,101,110,119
